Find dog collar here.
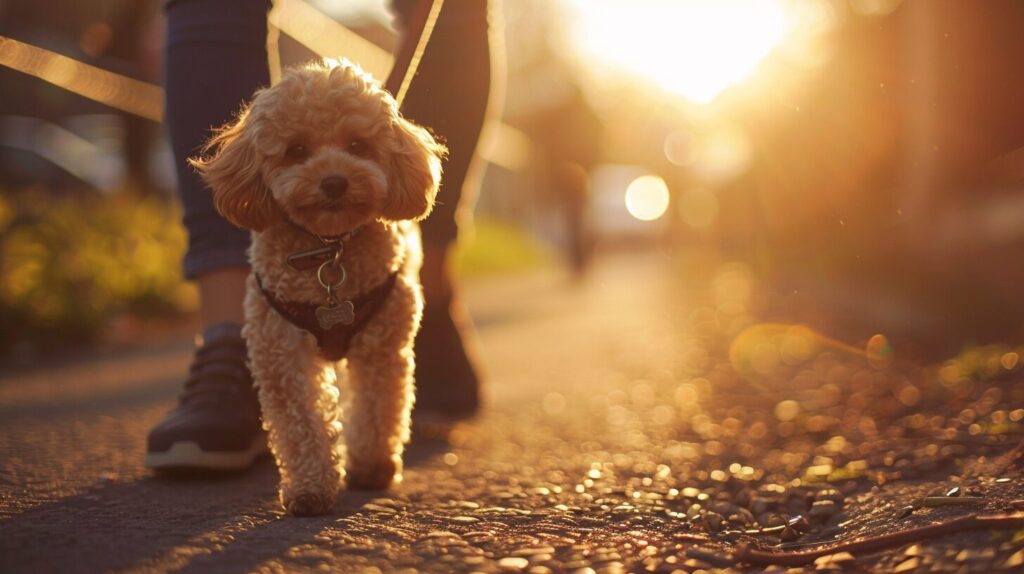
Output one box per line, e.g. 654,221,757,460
285,222,363,271
285,218,363,244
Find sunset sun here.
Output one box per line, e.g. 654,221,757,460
565,0,789,104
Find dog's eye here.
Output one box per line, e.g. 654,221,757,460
285,144,309,160
348,139,370,156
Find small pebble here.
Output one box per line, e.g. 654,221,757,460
779,526,801,542
1005,548,1024,568
702,511,725,532
814,551,855,567
424,530,460,539
498,556,530,570
808,500,838,522
787,515,810,532
511,546,556,557
894,557,920,572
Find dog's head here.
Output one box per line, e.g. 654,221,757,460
190,59,445,236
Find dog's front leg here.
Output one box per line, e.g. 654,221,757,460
246,289,343,516
343,285,419,490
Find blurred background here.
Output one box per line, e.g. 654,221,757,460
2,0,1024,363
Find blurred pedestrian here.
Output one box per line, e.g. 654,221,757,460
526,83,601,276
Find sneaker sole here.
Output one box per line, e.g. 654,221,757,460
146,432,269,471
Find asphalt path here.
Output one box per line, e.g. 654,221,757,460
3,253,1022,573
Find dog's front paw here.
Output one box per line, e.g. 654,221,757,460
346,457,399,490
284,491,335,517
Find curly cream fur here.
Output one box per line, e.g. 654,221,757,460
192,60,444,516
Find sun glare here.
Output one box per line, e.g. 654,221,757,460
565,0,788,104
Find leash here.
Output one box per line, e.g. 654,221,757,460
385,0,446,108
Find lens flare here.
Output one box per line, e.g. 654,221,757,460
625,175,671,221
729,324,894,380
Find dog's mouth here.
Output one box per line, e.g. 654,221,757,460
288,196,373,237
297,198,349,214
322,199,346,212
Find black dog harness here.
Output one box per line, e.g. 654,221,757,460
255,222,403,361
255,271,397,361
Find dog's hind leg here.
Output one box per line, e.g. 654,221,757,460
246,294,344,516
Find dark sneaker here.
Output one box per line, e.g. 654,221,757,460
146,333,266,471
413,298,482,420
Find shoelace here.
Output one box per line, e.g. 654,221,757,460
179,337,253,404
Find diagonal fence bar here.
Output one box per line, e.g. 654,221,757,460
0,35,164,122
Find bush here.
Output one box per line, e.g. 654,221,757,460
455,216,552,278
0,198,548,357
0,189,193,355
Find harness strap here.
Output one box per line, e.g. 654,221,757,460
255,272,399,361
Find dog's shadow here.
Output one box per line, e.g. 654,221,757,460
1,425,456,574
174,423,456,574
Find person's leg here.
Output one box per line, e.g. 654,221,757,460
146,0,271,471
393,0,497,417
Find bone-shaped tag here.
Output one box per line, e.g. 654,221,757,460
315,300,355,330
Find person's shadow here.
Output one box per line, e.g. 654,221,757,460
0,426,454,574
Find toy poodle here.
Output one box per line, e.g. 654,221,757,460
190,59,445,516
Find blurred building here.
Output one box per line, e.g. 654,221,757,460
4,0,1024,354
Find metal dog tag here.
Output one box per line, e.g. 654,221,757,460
315,300,355,330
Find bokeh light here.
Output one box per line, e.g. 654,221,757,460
663,130,695,167
865,333,894,368
689,124,753,184
624,175,671,221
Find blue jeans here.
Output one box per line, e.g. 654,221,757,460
165,0,492,279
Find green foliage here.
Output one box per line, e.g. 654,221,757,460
0,190,192,353
0,198,547,355
455,216,552,278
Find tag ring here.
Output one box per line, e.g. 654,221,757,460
317,260,347,290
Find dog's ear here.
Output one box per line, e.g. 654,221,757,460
189,108,279,231
382,117,446,222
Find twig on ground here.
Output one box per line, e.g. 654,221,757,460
687,512,1024,568
921,496,985,507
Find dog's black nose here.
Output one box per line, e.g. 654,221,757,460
320,176,349,199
